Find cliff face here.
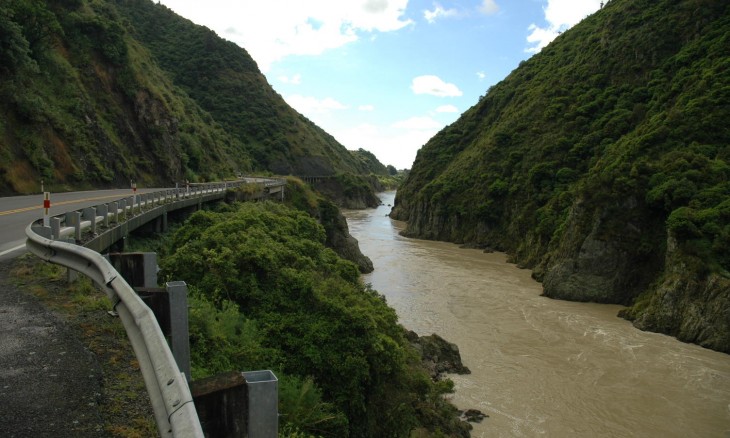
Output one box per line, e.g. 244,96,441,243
393,0,730,353
620,236,730,350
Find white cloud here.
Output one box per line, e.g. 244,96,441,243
284,94,348,115
526,0,602,53
424,3,458,24
479,0,500,16
411,75,463,97
435,104,458,113
333,122,441,169
476,71,486,80
160,0,413,71
392,116,442,130
278,73,302,85
358,104,376,111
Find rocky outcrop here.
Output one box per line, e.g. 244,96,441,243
310,176,381,209
540,197,663,305
460,409,488,423
318,199,374,273
620,236,730,353
406,331,471,379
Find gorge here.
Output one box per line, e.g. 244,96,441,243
346,192,730,437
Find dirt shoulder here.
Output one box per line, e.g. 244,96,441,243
0,257,155,437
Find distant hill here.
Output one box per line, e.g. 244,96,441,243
0,0,386,195
392,0,730,352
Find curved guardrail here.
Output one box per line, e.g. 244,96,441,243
24,177,286,437
25,231,203,437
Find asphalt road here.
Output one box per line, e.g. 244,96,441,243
0,189,158,261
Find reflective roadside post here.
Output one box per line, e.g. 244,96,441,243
43,192,51,227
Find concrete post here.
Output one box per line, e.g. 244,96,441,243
82,207,97,235
119,199,126,221
51,217,61,240
98,204,109,228
72,211,82,242
110,201,118,225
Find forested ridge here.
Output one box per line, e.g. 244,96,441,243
0,0,388,195
392,0,730,352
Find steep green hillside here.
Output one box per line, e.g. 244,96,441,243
0,0,383,195
392,0,730,352
0,0,250,194
350,148,389,175
113,0,375,177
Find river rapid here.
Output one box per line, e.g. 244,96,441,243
342,191,730,438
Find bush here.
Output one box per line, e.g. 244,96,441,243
159,201,466,437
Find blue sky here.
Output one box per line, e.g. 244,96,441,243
158,0,603,169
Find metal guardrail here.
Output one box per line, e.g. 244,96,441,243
24,177,286,437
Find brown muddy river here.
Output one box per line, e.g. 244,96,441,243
343,191,730,438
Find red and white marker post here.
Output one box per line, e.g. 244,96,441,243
43,192,51,227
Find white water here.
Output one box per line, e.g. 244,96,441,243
343,192,730,438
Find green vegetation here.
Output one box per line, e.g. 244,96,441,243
158,201,469,437
112,0,377,178
350,148,389,175
0,0,254,194
349,148,409,189
393,0,730,351
0,0,387,196
378,168,410,190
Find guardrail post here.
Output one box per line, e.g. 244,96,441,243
97,204,109,228
72,211,82,242
82,207,97,235
118,199,126,221
166,281,191,380
32,224,52,239
51,217,61,240
110,201,118,225
243,370,278,438
63,238,80,283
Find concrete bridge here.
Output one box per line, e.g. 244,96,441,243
21,176,286,437
31,177,285,253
